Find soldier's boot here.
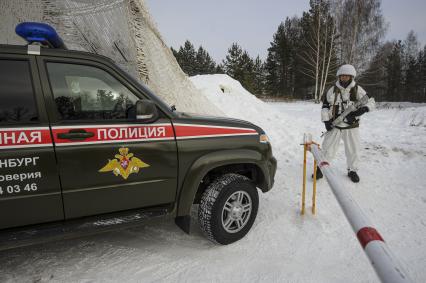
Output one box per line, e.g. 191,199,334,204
348,171,360,183
312,166,323,180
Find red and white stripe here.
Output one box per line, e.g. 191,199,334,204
357,226,384,249
0,124,258,149
0,127,52,150
173,123,258,140
51,123,175,146
311,143,412,283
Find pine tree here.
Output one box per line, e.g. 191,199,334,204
252,56,266,96
215,63,225,74
265,23,286,97
178,40,197,76
195,46,216,74
404,55,419,101
363,39,426,103
360,41,394,101
420,46,426,102
223,43,244,79
283,16,307,99
264,18,306,99
239,51,256,93
402,31,420,101
222,43,259,93
171,41,219,76
385,41,404,101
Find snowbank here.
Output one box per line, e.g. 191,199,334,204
190,74,304,159
376,103,425,127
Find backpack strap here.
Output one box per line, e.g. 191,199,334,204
332,86,340,119
350,84,358,102
333,85,339,96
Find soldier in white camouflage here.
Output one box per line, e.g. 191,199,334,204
315,64,376,183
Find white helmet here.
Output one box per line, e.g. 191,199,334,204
336,64,356,78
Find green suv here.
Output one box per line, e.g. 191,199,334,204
0,23,276,247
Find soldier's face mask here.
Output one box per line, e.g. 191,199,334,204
339,75,352,88
339,75,351,82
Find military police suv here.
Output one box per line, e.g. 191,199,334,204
0,23,276,247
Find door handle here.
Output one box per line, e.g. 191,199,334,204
57,129,95,140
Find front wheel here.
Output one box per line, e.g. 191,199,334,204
198,173,259,245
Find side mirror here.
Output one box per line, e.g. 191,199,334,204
135,100,159,122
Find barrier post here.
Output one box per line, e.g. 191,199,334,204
306,140,413,283
301,143,307,215
312,160,317,215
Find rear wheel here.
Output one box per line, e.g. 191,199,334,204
198,173,259,244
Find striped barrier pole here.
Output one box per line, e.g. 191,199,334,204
308,142,412,283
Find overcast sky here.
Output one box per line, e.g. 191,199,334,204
145,0,426,62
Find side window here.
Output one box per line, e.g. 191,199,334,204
46,63,139,121
0,60,38,123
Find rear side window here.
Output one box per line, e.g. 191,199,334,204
46,63,139,121
0,60,38,123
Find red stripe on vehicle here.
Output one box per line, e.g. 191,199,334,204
49,124,258,146
0,124,257,148
357,227,384,249
52,124,175,145
174,124,257,138
0,128,52,149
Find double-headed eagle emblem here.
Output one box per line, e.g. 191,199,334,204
99,148,149,180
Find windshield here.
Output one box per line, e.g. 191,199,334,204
113,63,175,114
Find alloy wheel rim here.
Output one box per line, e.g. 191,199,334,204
221,191,252,233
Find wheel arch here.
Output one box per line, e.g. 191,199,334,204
174,149,267,232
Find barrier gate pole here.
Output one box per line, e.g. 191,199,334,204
308,143,412,283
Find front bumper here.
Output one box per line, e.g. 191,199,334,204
265,155,277,190
269,155,277,188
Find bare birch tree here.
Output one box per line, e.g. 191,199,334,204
331,0,387,76
299,0,338,102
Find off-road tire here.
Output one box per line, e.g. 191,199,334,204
198,173,259,245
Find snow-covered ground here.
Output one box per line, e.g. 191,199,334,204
1,75,425,283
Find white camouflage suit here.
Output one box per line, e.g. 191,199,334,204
321,80,375,172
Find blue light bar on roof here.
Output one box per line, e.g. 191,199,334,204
15,22,66,49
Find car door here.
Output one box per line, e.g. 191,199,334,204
37,57,178,219
0,55,63,230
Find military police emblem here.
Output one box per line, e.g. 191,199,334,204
99,148,149,179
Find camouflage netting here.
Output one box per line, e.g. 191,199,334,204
0,0,222,115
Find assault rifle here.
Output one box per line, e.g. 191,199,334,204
331,94,370,127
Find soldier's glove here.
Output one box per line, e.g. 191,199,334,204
346,106,369,124
324,120,333,131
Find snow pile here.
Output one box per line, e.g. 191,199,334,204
376,102,426,127
190,74,304,159
377,102,426,109
384,107,425,127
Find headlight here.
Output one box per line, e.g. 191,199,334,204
259,134,270,143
